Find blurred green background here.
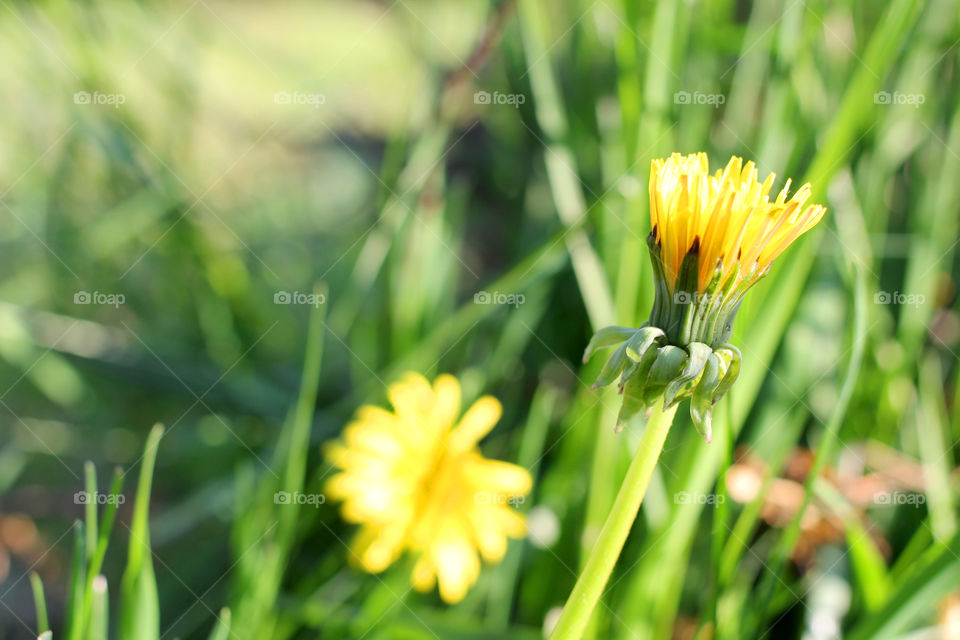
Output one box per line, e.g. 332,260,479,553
1,0,959,638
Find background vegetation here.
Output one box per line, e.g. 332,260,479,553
1,0,958,638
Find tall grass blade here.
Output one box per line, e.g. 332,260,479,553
84,462,97,562
65,521,85,640
916,354,957,541
118,424,164,640
206,608,232,640
81,468,125,635
29,572,48,634
848,534,960,640
90,575,108,640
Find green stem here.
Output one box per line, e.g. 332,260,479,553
549,400,679,640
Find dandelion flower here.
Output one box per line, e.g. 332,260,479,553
325,372,532,604
584,153,826,439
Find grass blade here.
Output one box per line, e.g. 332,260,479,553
84,462,97,562
916,354,957,540
206,608,232,640
752,266,869,629
232,288,327,638
487,382,559,629
81,467,125,635
518,0,616,330
90,575,109,640
848,534,960,640
65,521,85,640
29,572,49,634
119,424,164,640
814,479,891,612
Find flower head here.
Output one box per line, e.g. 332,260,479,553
585,153,825,439
325,372,531,604
649,153,825,295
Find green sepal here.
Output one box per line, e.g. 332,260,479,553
582,326,638,363
642,345,688,406
646,234,669,326
592,342,628,390
624,326,665,362
663,342,712,407
615,346,660,430
618,357,641,393
712,344,742,405
666,241,701,342
625,344,661,391
616,385,646,432
689,353,725,443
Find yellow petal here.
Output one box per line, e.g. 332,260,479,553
323,442,351,470
411,554,436,592
474,529,507,563
323,471,352,500
354,521,407,573
387,372,434,417
448,396,502,452
343,422,405,459
468,509,509,563
489,505,527,538
466,458,533,496
355,405,397,426
430,530,480,604
431,374,461,433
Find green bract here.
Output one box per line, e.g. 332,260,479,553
583,236,748,441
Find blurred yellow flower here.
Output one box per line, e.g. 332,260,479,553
324,372,532,604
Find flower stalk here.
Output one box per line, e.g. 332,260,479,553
549,398,678,640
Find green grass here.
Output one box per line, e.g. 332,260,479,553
1,0,958,638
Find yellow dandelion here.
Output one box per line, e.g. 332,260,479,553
649,152,825,293
324,372,532,604
558,155,826,640
584,152,826,438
